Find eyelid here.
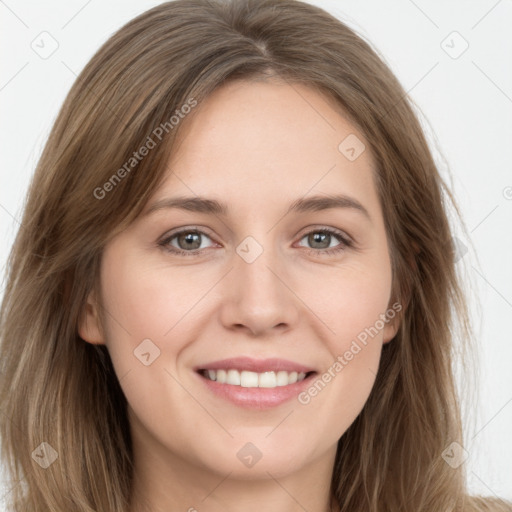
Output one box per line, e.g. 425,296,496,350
295,224,353,243
294,226,354,256
158,224,355,256
158,225,219,251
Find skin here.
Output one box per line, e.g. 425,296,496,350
79,79,401,512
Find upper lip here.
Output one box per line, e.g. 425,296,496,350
195,357,316,374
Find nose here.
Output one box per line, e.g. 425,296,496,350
218,237,300,337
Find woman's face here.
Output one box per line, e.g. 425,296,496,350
80,79,400,482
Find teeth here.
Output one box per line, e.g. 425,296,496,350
259,371,276,388
241,371,259,387
276,371,291,386
202,369,309,388
226,369,241,385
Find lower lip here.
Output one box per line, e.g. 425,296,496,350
196,371,316,409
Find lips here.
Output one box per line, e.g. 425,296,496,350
195,356,316,374
194,357,317,408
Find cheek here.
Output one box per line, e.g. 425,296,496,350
315,259,393,353
97,246,210,432
97,254,194,452
298,261,392,428
99,244,208,352
329,281,391,353
99,262,171,342
96,247,185,399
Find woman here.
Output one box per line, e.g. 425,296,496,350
0,0,509,510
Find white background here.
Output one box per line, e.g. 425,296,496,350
0,0,511,504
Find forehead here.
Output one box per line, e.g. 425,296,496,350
149,79,378,218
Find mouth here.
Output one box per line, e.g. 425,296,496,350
197,368,316,388
193,357,318,409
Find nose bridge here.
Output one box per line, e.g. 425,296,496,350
235,233,284,301
220,231,298,334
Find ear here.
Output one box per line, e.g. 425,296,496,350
382,240,418,344
78,289,105,345
382,302,403,344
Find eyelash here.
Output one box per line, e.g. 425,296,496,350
158,226,353,258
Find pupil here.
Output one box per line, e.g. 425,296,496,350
310,232,328,249
180,232,200,250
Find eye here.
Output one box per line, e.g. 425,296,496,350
158,226,353,257
296,227,352,256
159,227,217,256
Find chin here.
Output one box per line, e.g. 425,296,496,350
194,436,317,480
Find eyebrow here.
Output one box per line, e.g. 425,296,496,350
144,193,371,221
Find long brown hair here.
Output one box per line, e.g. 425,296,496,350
0,1,509,510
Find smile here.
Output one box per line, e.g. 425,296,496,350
194,357,318,408
199,369,311,388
